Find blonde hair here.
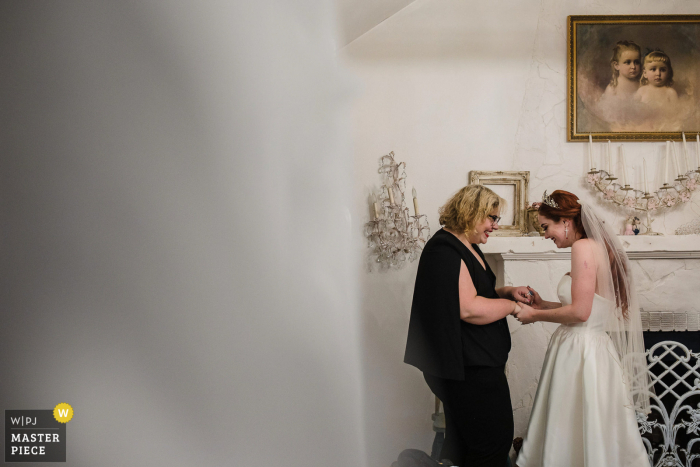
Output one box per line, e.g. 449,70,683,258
439,185,505,235
609,40,641,87
640,50,674,86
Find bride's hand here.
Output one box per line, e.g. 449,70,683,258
511,302,522,316
525,286,543,309
513,302,537,324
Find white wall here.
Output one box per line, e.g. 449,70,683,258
0,1,365,466
343,0,700,465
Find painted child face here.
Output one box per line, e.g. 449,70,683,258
614,50,641,80
643,61,670,87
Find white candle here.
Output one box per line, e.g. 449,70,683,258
412,187,419,216
607,140,612,174
386,183,395,205
620,145,628,186
697,133,700,169
588,134,593,170
665,141,670,183
672,141,681,177
683,132,690,173
372,193,380,219
643,158,649,193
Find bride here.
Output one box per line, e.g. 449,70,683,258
513,190,652,467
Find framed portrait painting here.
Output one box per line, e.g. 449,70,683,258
568,15,700,141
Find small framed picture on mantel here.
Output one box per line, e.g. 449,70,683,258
568,15,700,142
469,171,529,237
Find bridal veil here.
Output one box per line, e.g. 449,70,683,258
579,200,654,415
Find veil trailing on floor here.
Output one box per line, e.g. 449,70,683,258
579,200,654,414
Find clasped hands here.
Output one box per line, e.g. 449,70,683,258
509,285,541,325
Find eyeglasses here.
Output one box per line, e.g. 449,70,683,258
487,215,501,225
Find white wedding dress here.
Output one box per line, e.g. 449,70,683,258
516,274,649,467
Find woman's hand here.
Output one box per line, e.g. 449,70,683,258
513,302,538,324
526,286,543,309
510,286,534,305
511,302,522,315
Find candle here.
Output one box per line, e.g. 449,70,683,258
386,183,395,205
643,158,649,193
672,141,681,177
412,187,419,216
665,141,670,183
697,134,700,169
683,132,690,173
620,145,628,186
372,193,380,219
607,140,612,174
588,134,593,170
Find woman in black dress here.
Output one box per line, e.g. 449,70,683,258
404,185,536,467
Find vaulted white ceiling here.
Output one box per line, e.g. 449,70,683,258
335,0,415,46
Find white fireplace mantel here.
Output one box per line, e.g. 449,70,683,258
480,235,700,260
480,234,700,317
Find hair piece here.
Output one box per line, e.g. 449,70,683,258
640,50,674,86
538,190,629,316
541,190,559,208
609,40,641,87
439,185,505,235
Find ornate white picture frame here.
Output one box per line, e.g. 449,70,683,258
469,171,529,237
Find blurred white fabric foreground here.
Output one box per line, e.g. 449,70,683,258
0,1,365,466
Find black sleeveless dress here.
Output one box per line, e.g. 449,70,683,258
404,228,513,467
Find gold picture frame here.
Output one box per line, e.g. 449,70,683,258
469,171,529,237
568,15,700,142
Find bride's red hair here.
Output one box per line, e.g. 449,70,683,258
538,190,630,317
537,190,586,239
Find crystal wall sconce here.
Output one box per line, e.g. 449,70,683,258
364,152,430,268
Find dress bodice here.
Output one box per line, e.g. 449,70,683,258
556,274,612,333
